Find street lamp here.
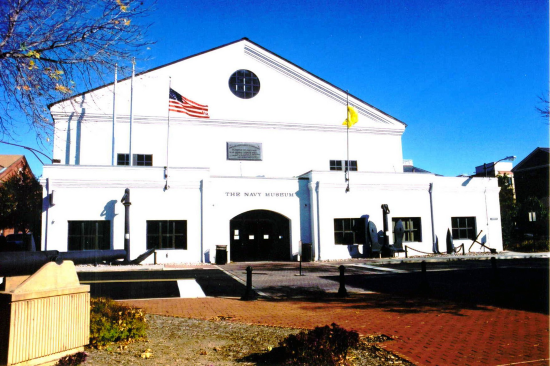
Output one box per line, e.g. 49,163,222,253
483,155,516,177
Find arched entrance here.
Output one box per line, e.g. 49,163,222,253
230,210,290,261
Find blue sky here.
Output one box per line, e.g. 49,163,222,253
2,0,548,177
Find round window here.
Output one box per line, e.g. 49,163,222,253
228,69,260,99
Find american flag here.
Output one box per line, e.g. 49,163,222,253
169,88,209,118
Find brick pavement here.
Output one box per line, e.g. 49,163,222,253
121,293,549,366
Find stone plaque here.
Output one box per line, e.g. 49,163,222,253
227,142,262,161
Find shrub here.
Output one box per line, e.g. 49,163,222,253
55,352,87,366
505,238,550,253
89,297,147,349
277,323,360,366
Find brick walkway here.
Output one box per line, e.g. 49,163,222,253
121,293,549,366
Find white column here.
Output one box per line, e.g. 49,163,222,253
308,181,321,261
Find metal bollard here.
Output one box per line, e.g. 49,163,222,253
337,265,348,298
241,266,256,301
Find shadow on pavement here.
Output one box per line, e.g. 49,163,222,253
320,267,549,314
253,290,494,316
81,269,246,300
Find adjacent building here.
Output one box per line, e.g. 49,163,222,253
40,38,503,263
0,155,32,183
0,155,34,237
512,147,549,236
512,148,549,206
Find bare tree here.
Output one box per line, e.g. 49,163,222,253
536,94,549,119
0,0,153,141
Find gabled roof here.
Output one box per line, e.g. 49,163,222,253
512,147,550,173
48,38,406,126
0,155,23,170
0,155,31,181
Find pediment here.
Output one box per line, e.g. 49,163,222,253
50,38,405,134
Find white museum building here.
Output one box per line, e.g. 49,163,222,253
40,38,503,263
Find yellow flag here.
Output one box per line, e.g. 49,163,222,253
342,105,359,128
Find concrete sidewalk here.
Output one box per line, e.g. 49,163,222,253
75,251,550,273
121,294,549,366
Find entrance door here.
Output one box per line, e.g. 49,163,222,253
230,210,290,261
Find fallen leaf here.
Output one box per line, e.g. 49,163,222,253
140,349,153,359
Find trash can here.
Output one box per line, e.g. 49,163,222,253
301,243,312,262
215,245,228,265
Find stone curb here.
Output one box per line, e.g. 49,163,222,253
75,251,549,272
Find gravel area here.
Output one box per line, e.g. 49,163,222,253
84,314,414,365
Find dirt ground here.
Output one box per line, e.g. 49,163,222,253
84,314,414,365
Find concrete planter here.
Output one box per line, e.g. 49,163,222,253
0,261,90,366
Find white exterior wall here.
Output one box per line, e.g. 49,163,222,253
40,39,504,262
307,171,503,259
41,165,503,262
50,39,405,176
42,166,207,263
41,165,309,263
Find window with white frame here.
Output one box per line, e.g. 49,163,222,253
68,221,110,250
330,160,357,171
133,154,153,166
117,153,130,166
117,153,153,166
146,220,187,250
330,160,343,171
451,217,477,240
334,218,365,245
345,160,358,171
392,217,422,242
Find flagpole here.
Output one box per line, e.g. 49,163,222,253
346,91,350,193
112,63,117,166
129,58,135,164
165,77,171,191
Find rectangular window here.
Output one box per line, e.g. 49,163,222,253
345,160,358,171
133,154,153,166
68,221,110,250
330,160,343,171
330,160,357,171
146,220,187,250
451,217,477,240
117,153,130,166
334,218,365,245
392,217,422,242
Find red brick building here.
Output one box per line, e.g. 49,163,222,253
0,155,35,236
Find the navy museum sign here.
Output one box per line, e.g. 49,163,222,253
227,142,262,161
225,192,295,197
